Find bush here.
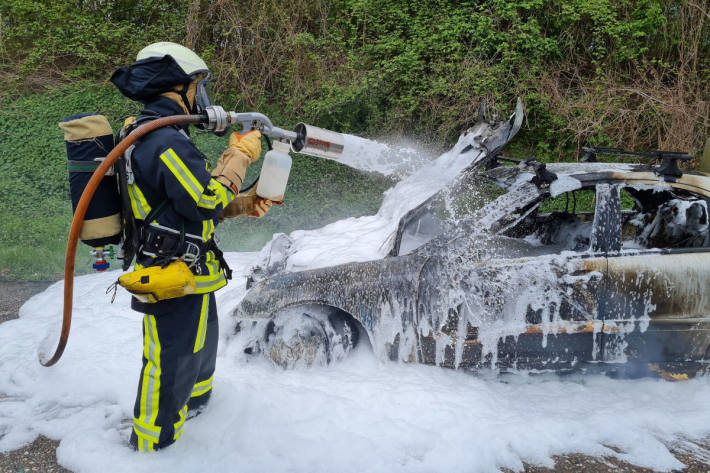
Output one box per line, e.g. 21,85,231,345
0,0,187,84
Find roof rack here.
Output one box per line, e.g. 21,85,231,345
581,147,692,179
494,154,558,188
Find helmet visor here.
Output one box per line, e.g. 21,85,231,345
195,72,213,111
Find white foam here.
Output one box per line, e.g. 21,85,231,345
283,129,487,272
339,134,434,176
550,174,582,197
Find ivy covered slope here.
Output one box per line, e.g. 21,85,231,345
0,0,707,279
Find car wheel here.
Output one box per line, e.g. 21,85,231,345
264,305,359,368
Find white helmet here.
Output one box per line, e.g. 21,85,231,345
136,42,209,77
136,42,213,112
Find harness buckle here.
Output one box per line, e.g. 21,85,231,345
182,241,202,268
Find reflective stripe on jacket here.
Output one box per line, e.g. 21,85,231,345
126,97,233,295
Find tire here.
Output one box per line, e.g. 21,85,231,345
264,305,359,368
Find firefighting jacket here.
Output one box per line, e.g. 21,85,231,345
124,97,235,309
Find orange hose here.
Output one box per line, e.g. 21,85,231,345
40,114,202,366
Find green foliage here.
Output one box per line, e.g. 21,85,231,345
540,190,597,214
3,0,701,154
539,188,634,214
0,0,187,84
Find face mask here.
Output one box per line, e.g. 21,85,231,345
192,72,229,135
195,72,213,112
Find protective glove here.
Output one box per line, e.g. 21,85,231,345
249,196,273,218
122,116,136,130
219,187,280,220
211,130,262,193
229,130,263,163
211,148,250,194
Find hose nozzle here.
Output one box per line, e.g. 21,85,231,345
202,106,298,141
291,123,344,161
202,106,345,161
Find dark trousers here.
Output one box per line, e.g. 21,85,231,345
129,292,218,451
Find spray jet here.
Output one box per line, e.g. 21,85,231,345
205,106,430,178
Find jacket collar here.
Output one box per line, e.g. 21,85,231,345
142,96,185,117
141,97,192,133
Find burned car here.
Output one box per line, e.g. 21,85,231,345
234,106,710,377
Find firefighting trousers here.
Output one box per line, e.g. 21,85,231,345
129,292,218,451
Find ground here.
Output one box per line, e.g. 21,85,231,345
0,280,708,473
0,281,70,473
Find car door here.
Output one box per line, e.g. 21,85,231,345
600,183,710,368
413,182,614,372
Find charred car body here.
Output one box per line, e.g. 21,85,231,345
234,105,710,377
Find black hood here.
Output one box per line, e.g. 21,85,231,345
110,55,191,103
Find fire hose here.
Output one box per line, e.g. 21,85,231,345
40,106,346,366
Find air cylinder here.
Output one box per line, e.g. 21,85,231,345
59,114,122,247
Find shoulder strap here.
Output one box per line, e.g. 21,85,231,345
116,111,197,270
116,154,140,271
120,110,162,138
116,110,166,270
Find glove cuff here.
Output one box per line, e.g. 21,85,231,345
212,148,251,193
214,175,239,194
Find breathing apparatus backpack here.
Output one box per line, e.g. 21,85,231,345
60,111,177,269
60,112,168,267
59,114,123,270
60,112,229,302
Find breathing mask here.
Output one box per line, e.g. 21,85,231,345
195,72,213,112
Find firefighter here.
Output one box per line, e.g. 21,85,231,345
110,42,272,451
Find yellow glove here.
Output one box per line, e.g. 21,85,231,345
212,130,262,193
229,130,262,163
219,187,279,220
122,116,136,130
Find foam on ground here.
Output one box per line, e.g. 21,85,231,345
1,262,709,472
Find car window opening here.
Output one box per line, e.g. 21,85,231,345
502,185,710,252
621,187,709,250
395,168,710,258
502,188,597,253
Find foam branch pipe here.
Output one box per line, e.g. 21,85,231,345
40,114,202,367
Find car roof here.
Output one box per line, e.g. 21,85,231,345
484,162,710,198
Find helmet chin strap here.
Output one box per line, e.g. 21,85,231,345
177,83,197,114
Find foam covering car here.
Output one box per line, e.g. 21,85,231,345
233,104,710,378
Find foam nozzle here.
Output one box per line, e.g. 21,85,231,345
291,123,344,161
